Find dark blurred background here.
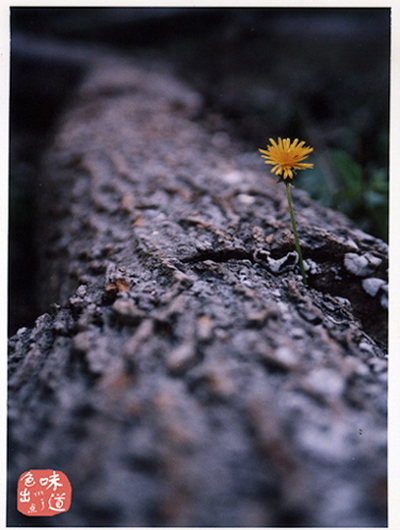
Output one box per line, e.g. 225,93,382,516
9,7,390,334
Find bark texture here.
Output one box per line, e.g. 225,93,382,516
8,53,388,527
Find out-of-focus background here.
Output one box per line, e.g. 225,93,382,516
9,7,390,334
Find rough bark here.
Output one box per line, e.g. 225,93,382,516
8,52,387,527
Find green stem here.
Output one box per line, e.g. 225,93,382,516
285,181,307,286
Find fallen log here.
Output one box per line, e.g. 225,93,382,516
8,51,387,527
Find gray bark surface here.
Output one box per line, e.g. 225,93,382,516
8,53,387,527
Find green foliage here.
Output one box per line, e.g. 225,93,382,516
330,150,363,199
297,149,388,242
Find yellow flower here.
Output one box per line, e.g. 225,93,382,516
259,137,313,180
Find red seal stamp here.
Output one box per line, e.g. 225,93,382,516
17,469,72,516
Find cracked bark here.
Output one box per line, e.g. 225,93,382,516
8,51,387,527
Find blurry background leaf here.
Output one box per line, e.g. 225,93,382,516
329,150,363,199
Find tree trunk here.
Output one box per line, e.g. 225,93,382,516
8,51,388,527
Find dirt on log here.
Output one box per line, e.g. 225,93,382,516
8,52,388,527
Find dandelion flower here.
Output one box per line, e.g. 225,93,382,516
258,137,314,285
259,137,313,180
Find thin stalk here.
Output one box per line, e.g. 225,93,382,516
285,181,307,285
